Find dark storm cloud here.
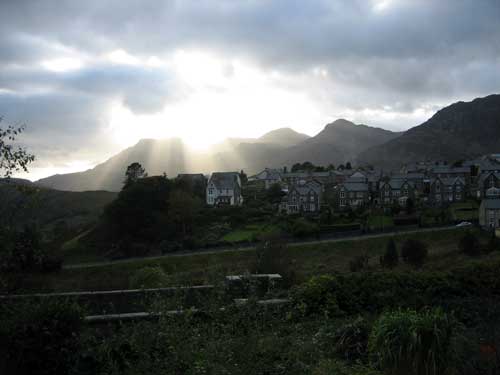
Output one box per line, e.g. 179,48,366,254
0,0,499,171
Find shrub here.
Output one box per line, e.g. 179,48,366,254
401,239,428,268
129,266,168,289
292,275,342,317
458,231,481,256
333,317,371,361
380,238,398,269
369,308,461,375
486,232,500,253
0,300,84,375
313,360,381,375
289,218,319,238
349,254,369,272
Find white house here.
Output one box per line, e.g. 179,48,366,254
206,172,243,206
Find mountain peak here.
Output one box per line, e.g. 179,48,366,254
257,127,310,146
326,119,356,128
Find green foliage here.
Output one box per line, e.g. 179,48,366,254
487,232,500,253
369,308,461,375
0,299,84,375
401,239,428,268
349,253,369,272
0,119,35,178
333,317,371,361
312,360,381,375
459,231,481,256
289,217,319,238
0,226,61,273
292,275,343,317
129,266,169,289
380,238,399,269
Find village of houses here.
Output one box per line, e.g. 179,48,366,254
201,154,500,232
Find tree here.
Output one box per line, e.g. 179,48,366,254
266,182,285,204
345,162,352,170
0,119,35,178
124,162,147,187
169,189,201,237
458,231,480,256
380,238,398,269
326,164,335,171
405,198,415,214
401,239,428,268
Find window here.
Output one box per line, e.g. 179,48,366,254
490,178,495,188
340,199,346,206
356,192,363,198
403,189,408,196
436,183,440,192
340,191,345,198
208,188,214,195
456,193,461,200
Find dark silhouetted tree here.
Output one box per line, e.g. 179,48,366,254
0,118,35,178
124,162,147,187
345,162,352,170
267,183,285,204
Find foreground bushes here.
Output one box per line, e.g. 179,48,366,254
292,261,500,319
0,300,84,375
369,309,461,375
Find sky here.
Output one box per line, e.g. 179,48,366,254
1,0,499,180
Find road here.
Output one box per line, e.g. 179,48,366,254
63,225,459,270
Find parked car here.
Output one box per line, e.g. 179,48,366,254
456,221,472,227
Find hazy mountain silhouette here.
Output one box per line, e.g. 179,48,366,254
358,94,500,168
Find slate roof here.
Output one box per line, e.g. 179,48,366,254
209,172,240,189
431,177,465,186
384,179,415,190
289,182,322,195
341,182,368,192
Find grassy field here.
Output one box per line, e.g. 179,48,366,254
9,227,497,294
222,223,279,242
367,215,394,230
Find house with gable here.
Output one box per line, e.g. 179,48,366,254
280,180,322,214
429,177,466,205
379,178,416,206
206,172,243,206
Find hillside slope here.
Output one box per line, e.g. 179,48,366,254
358,94,500,168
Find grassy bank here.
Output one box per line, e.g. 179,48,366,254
6,228,495,293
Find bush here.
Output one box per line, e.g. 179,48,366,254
369,308,461,375
401,239,428,268
486,232,500,253
292,275,343,317
0,300,84,375
289,218,319,238
313,360,381,375
458,231,481,256
380,238,398,269
333,317,371,361
129,266,169,289
349,254,369,272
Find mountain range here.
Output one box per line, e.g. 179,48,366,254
36,94,500,192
